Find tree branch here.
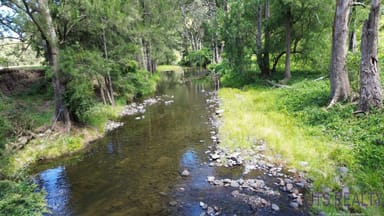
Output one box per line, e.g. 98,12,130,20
351,2,366,8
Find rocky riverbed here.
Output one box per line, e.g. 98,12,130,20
170,90,312,216
105,95,175,132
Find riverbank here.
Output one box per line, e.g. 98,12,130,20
216,71,384,215
0,67,177,215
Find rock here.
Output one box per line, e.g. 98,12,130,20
210,153,220,160
289,201,299,209
238,178,245,185
318,211,327,216
164,100,174,105
293,188,299,195
207,206,214,215
223,178,232,184
181,169,190,177
207,176,215,182
215,109,224,115
159,192,167,196
213,180,223,186
278,178,285,186
297,197,303,206
200,201,208,210
230,181,240,188
213,206,220,212
177,187,185,192
284,178,293,184
169,201,178,206
295,182,305,188
271,203,280,211
337,166,348,177
250,179,265,189
286,183,293,192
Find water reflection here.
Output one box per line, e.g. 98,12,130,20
34,166,71,215
180,149,199,168
35,79,215,216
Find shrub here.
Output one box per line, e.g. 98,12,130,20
0,180,47,216
179,48,212,68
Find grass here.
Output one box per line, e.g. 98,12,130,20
218,70,384,215
157,65,184,73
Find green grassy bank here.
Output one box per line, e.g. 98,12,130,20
218,71,383,215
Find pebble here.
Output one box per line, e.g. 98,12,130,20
289,201,299,209
169,201,178,206
286,183,293,192
271,203,280,211
230,181,240,188
200,201,208,210
207,176,215,182
181,169,190,177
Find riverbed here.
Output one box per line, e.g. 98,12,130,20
33,75,308,216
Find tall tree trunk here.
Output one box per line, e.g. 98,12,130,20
38,0,71,131
139,38,146,70
256,0,264,75
263,0,271,76
328,0,352,107
256,0,270,77
102,25,115,106
282,7,292,83
358,0,382,112
348,6,357,53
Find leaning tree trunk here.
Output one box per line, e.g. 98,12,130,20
358,0,382,112
38,0,71,131
328,0,352,107
282,7,292,84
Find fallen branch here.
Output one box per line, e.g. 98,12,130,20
265,80,292,88
314,76,326,81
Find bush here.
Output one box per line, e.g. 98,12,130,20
179,48,212,68
113,60,159,101
0,180,47,216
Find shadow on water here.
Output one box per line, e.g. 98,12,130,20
33,71,308,216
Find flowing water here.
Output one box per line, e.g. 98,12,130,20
34,73,308,216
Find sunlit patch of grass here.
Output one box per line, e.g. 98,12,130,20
218,85,352,189
157,65,184,74
4,129,99,178
83,104,124,132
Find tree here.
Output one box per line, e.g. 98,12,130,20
256,0,271,77
358,0,382,112
328,0,352,107
1,0,71,130
282,5,292,83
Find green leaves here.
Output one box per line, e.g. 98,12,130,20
0,180,47,216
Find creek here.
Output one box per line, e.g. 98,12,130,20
33,72,307,216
